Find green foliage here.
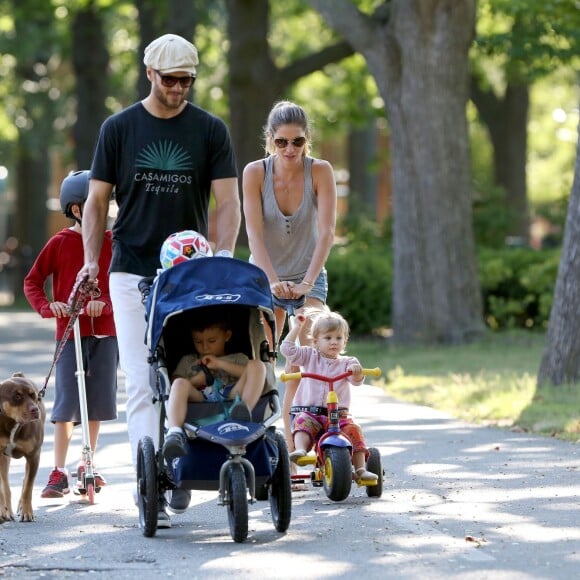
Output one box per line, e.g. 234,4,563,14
337,194,390,246
292,54,384,142
326,243,392,336
316,244,561,336
472,181,514,248
475,0,580,79
527,69,578,205
193,4,230,121
478,247,560,329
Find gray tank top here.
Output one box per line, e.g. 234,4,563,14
252,155,318,279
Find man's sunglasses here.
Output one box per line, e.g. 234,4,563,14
155,70,196,88
274,136,307,149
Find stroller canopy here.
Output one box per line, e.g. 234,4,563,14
145,257,274,351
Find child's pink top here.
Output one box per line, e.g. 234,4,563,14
280,340,364,409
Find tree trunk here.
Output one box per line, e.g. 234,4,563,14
537,110,580,386
227,0,280,172
470,78,530,243
309,0,484,344
135,0,167,100
15,142,51,288
11,2,57,293
347,121,379,213
72,7,109,169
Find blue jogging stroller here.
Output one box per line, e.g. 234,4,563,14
136,257,292,542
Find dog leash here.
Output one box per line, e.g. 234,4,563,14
39,277,101,399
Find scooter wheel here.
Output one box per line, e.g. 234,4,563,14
86,482,95,504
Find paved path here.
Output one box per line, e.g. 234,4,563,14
0,312,579,579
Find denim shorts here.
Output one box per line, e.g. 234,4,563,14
273,268,328,313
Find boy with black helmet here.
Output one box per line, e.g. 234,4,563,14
60,170,90,222
24,170,118,499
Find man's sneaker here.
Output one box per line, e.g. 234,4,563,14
162,429,188,461
157,501,171,529
168,489,191,514
229,400,252,422
41,468,70,498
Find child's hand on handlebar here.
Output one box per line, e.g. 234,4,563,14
348,363,363,380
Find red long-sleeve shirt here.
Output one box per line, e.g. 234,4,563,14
24,228,116,340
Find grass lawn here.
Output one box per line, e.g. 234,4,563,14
348,331,580,443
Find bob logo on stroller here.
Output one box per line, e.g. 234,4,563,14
218,421,251,435
196,293,241,302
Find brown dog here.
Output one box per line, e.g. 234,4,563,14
0,372,45,522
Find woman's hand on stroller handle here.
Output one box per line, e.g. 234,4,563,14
280,367,382,382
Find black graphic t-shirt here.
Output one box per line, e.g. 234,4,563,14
91,102,238,276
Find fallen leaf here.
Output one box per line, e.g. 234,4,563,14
465,535,486,548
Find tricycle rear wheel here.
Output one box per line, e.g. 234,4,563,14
365,447,384,498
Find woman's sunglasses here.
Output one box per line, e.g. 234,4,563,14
154,70,196,88
274,136,307,149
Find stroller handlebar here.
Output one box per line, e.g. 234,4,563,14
280,367,381,382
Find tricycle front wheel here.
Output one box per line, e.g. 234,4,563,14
322,446,352,502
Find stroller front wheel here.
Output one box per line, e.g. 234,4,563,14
226,463,248,543
137,436,158,537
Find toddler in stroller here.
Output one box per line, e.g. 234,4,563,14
162,317,267,459
137,257,292,542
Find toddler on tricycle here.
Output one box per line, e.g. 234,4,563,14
280,308,383,501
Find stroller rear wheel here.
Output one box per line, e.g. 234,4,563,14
269,430,291,532
137,436,158,537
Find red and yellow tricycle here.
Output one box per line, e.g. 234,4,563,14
280,367,383,502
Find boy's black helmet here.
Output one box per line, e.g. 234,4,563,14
60,170,90,218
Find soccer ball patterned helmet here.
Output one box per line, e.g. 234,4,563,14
159,230,213,270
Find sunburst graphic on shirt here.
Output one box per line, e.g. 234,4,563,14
136,140,193,170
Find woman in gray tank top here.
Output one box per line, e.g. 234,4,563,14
242,101,337,459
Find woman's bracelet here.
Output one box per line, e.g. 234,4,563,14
302,280,314,287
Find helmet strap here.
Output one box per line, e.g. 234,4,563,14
70,203,83,226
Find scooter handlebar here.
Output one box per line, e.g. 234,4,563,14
280,367,381,382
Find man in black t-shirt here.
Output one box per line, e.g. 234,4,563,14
78,34,240,528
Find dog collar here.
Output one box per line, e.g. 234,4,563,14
4,423,21,457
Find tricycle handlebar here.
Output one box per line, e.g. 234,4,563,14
280,367,381,382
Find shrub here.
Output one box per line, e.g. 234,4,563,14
478,247,559,329
326,245,392,335
236,243,559,336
